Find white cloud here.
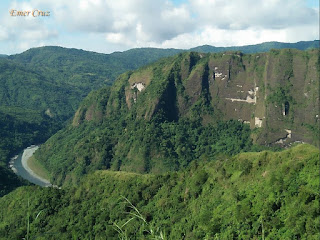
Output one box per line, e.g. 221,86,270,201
189,0,318,30
23,28,58,40
0,26,9,41
158,24,319,49
135,22,151,43
106,32,132,46
0,0,318,54
53,0,195,43
0,0,59,52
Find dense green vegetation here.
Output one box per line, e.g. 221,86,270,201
0,165,26,197
0,106,61,163
0,59,83,120
34,114,263,186
2,41,318,121
3,41,318,120
0,57,73,194
0,47,182,123
8,47,183,91
32,49,318,187
0,144,318,239
0,46,186,195
0,44,318,239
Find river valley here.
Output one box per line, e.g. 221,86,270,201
9,145,52,187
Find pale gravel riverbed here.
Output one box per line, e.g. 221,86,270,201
11,145,53,187
21,146,52,187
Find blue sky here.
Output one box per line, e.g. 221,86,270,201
306,0,319,8
0,0,318,55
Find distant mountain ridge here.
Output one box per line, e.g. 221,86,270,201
190,40,320,53
2,40,317,121
4,40,319,57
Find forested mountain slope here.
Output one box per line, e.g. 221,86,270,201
0,42,318,194
0,46,183,193
8,46,182,91
3,40,318,120
0,144,318,239
33,49,319,186
0,42,318,239
0,59,83,120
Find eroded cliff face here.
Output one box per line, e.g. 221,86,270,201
74,49,319,146
37,49,319,185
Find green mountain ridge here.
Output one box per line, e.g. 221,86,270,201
0,44,188,193
0,144,318,239
33,48,319,186
7,46,183,90
0,46,183,124
0,58,83,120
2,40,318,121
190,40,320,53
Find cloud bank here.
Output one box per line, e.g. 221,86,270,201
0,0,318,54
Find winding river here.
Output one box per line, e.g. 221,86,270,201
9,145,53,187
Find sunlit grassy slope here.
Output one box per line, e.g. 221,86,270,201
0,144,318,239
